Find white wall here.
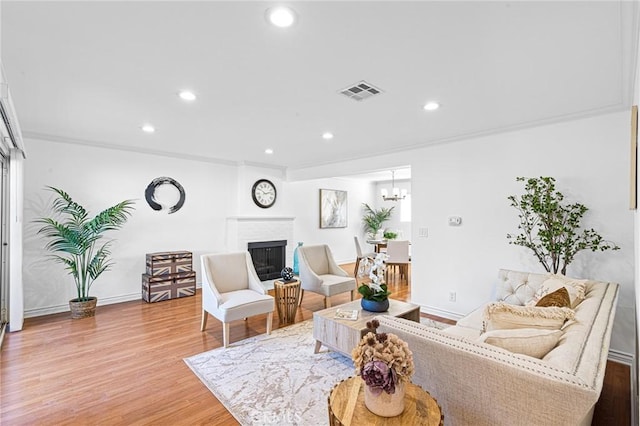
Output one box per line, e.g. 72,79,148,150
286,177,377,264
373,179,411,239
23,137,239,316
290,111,635,356
411,111,634,355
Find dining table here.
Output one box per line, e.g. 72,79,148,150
366,239,412,253
365,239,388,253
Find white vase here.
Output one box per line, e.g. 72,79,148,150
363,380,405,417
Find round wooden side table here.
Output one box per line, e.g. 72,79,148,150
328,376,443,426
273,279,301,324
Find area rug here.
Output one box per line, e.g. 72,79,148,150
184,317,446,426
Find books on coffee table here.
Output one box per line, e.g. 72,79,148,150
334,309,359,321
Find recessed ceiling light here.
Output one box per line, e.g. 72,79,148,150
266,6,296,28
423,102,440,111
141,124,155,133
265,148,274,154
179,91,196,101
322,132,334,140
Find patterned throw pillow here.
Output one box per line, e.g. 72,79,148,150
483,302,575,332
535,287,571,308
527,275,587,309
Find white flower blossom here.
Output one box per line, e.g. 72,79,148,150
358,252,388,295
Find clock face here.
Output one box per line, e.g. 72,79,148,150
252,179,277,208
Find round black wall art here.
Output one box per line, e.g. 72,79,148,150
145,177,186,214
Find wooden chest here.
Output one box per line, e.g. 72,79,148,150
145,251,193,276
142,271,196,303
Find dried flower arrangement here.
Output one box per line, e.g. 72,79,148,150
351,319,414,395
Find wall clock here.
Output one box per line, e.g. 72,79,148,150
252,179,277,208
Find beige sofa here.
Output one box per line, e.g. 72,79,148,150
376,269,619,426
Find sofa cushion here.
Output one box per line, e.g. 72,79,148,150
527,275,586,309
484,302,575,332
496,269,548,306
535,286,571,308
478,328,563,359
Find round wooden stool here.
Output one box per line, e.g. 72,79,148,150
328,376,443,425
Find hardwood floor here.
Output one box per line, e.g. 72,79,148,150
0,263,630,425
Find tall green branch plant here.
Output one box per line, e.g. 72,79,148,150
362,203,394,239
36,187,135,301
507,176,618,275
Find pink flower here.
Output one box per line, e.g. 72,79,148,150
361,360,397,395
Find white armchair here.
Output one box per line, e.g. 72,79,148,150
297,244,357,309
200,252,274,347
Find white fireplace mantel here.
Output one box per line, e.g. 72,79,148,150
225,216,296,265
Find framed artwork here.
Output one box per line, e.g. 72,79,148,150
631,105,638,210
319,189,348,228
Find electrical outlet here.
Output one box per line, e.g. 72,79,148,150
449,291,456,302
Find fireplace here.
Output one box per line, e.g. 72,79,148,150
248,240,287,281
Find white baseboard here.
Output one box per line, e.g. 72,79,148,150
608,349,634,365
24,282,204,318
24,292,140,318
419,304,465,321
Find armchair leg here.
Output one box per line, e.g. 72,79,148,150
200,310,208,331
351,290,355,301
223,322,230,348
266,312,273,335
324,297,331,309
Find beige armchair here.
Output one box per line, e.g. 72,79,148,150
200,252,274,347
297,244,357,308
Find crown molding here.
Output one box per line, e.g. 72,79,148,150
23,131,239,166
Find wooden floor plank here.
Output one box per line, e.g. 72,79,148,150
0,263,630,425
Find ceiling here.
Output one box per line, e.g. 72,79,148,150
2,1,638,173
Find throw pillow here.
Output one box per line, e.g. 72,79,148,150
526,275,587,309
478,328,563,359
483,302,575,332
535,286,571,308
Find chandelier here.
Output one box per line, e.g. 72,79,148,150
381,170,407,201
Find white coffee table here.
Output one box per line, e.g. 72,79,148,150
313,299,420,356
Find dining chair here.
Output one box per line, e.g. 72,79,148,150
354,236,376,276
200,252,274,347
297,244,357,308
385,240,410,283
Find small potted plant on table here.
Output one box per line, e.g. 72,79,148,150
357,252,391,312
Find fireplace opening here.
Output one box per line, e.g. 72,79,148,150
248,240,287,281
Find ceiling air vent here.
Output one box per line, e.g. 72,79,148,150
339,80,383,102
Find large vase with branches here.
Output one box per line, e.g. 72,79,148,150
36,187,135,318
507,176,618,275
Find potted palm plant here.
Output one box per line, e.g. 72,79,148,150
36,187,135,319
362,203,394,239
